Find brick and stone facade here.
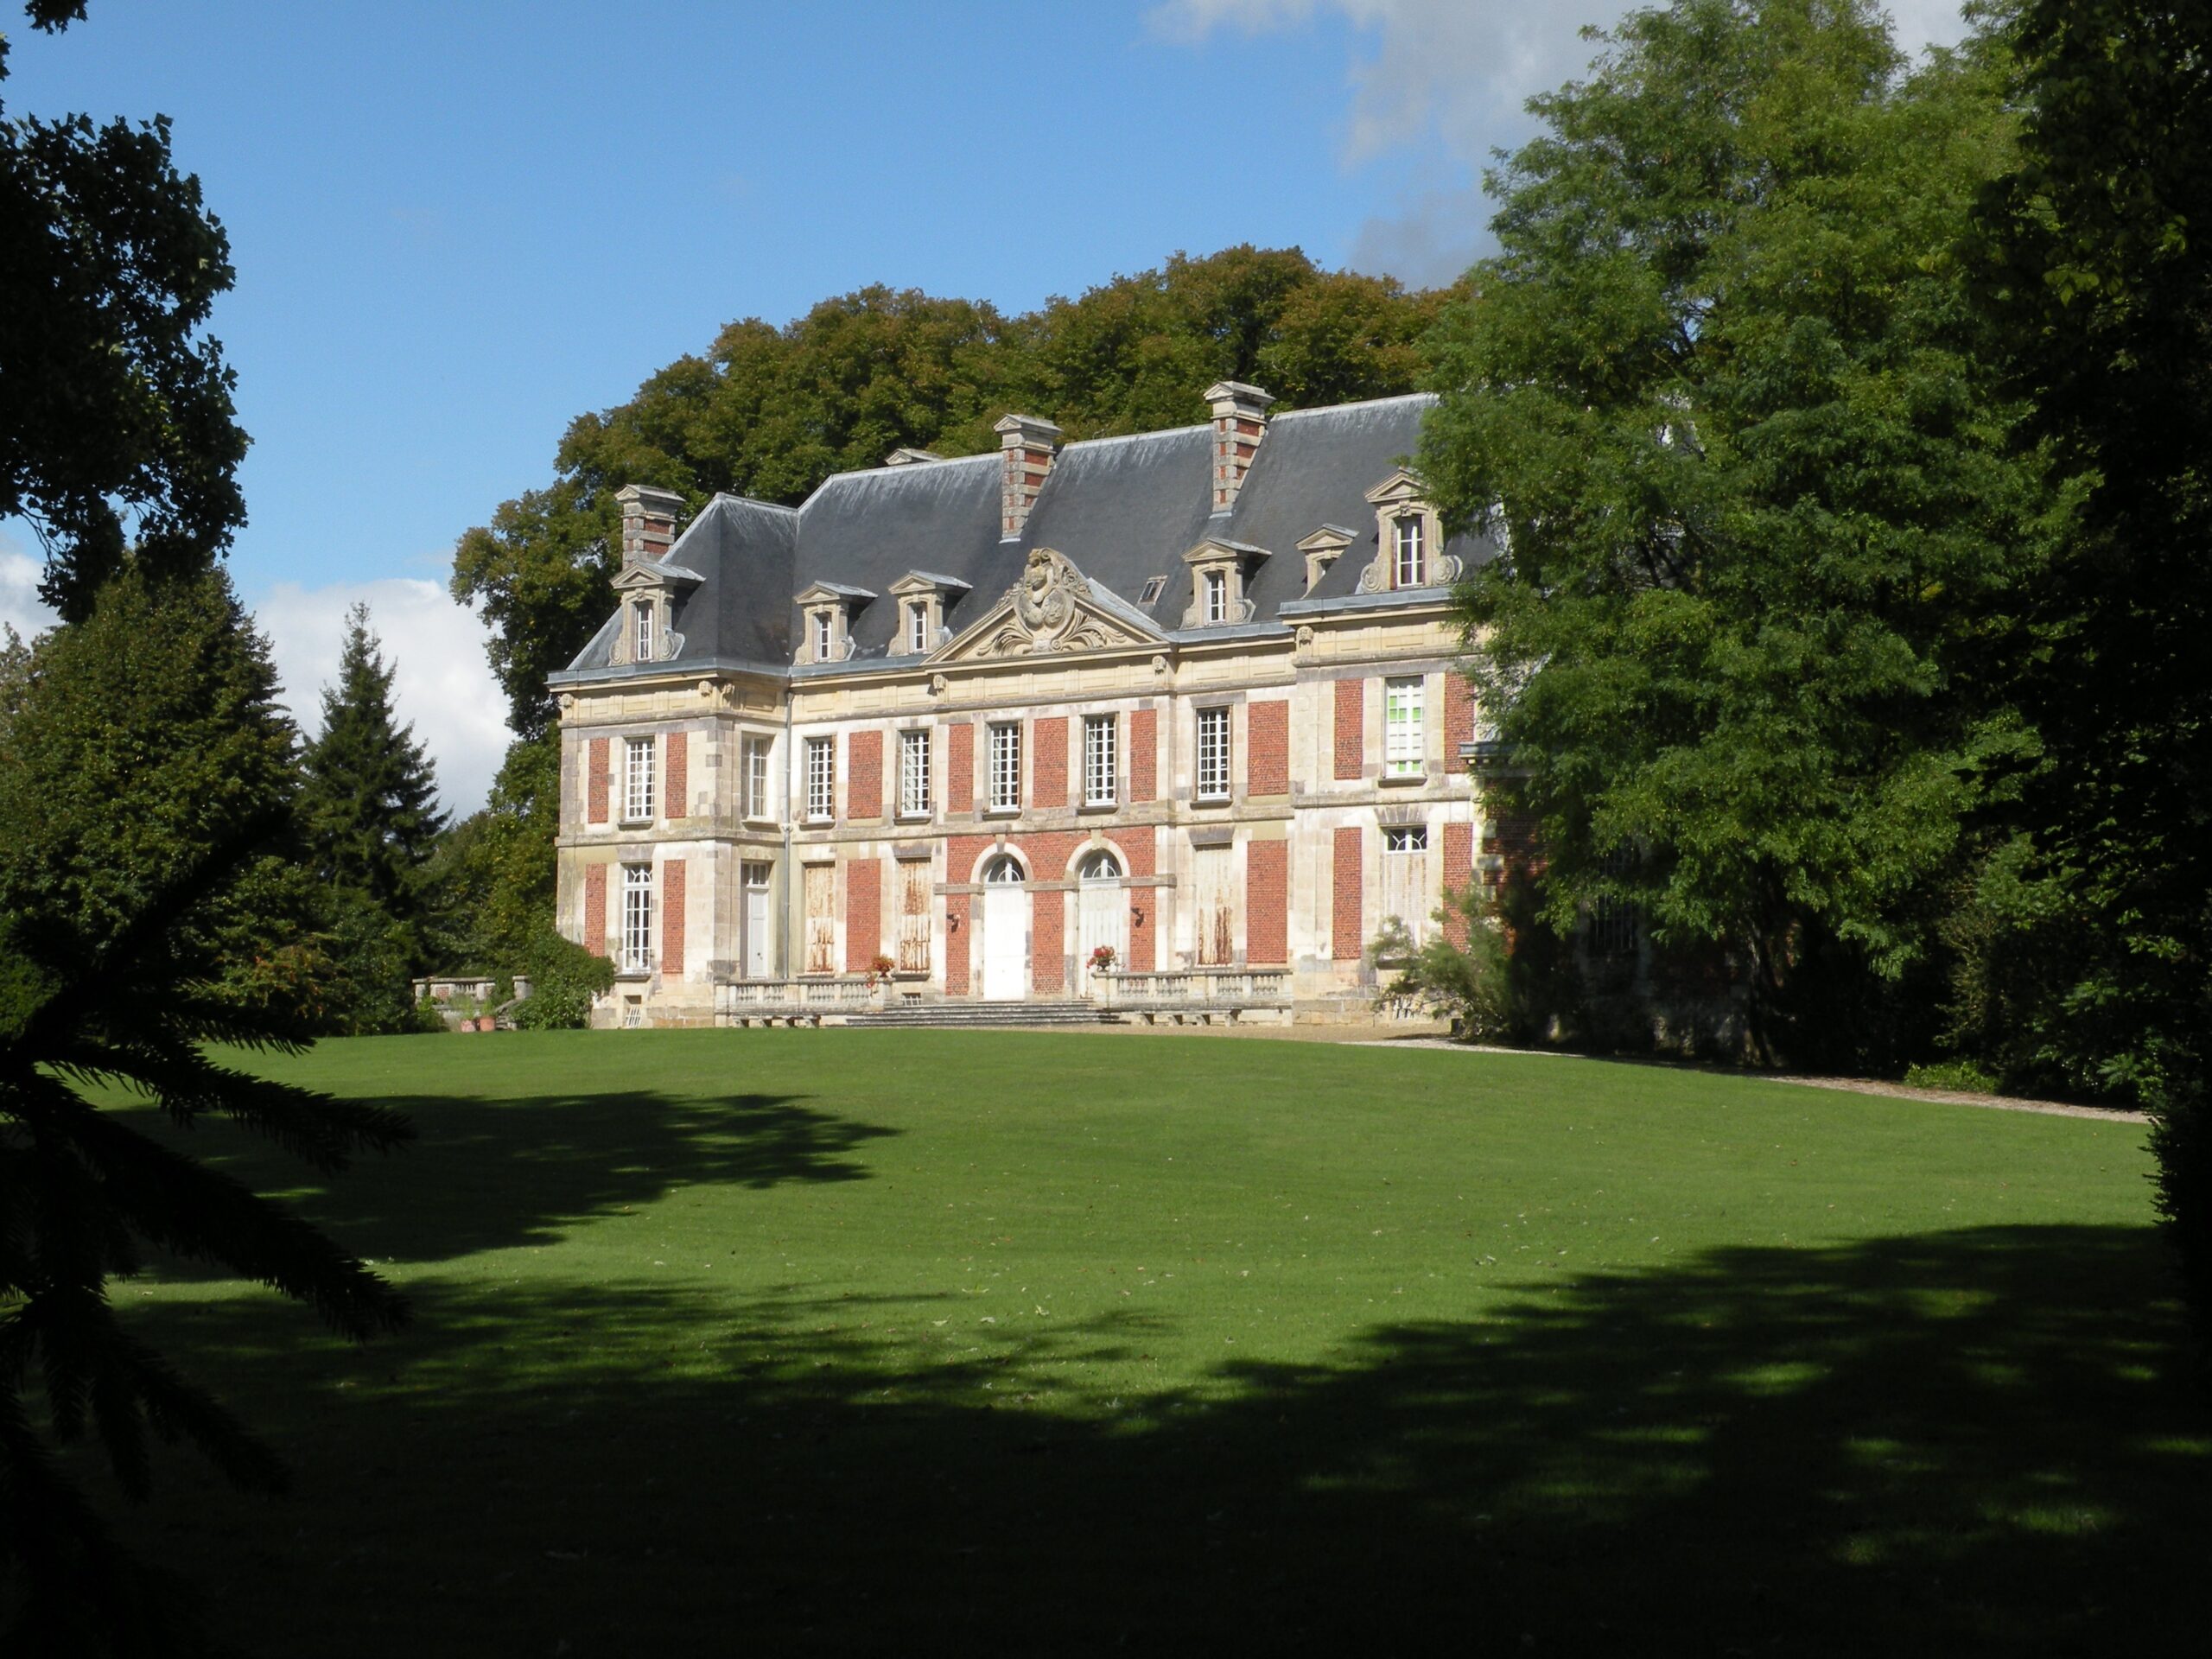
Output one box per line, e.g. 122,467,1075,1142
550,390,1492,1027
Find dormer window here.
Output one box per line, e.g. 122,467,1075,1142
1180,537,1269,628
1360,471,1456,596
632,600,656,663
794,582,875,666
1393,516,1425,588
884,571,969,658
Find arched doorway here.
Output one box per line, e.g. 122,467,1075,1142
981,854,1027,1001
1077,849,1125,993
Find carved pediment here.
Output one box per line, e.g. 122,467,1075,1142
612,559,702,594
935,547,1164,662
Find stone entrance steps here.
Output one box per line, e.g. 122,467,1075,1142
843,999,1116,1030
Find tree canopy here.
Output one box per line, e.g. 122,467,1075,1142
453,245,1452,739
0,2,247,620
1421,0,2061,1065
1970,0,2212,1332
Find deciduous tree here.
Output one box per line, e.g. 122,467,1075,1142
1971,0,2212,1332
0,2,247,620
1420,0,2062,1065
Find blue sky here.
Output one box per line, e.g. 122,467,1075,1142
1,0,1970,810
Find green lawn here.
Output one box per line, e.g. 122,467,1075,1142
89,1031,2203,1655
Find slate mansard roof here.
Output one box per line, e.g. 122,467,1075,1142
556,391,1490,682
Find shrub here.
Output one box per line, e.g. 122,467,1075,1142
1903,1059,1999,1095
510,927,613,1030
1375,888,1516,1045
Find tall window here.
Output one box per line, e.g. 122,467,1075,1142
899,728,931,817
989,721,1021,811
1393,516,1425,588
1385,677,1426,779
1196,707,1230,800
811,611,832,661
622,865,653,971
1204,569,1228,624
624,735,655,821
805,736,835,820
742,735,771,820
1084,714,1117,807
906,601,929,654
632,600,655,663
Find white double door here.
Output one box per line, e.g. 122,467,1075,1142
1077,877,1125,992
982,884,1026,1001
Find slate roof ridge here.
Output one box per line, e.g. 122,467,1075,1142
793,449,999,512
1267,390,1440,423
699,490,800,519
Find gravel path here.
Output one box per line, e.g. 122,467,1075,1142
1356,1037,2150,1124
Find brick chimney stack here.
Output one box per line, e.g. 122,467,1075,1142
995,414,1063,540
1205,380,1275,513
615,484,686,564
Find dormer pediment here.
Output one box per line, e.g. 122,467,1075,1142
1364,467,1427,506
1296,524,1358,553
887,570,973,599
794,581,876,608
1181,537,1271,569
934,547,1165,663
612,559,703,594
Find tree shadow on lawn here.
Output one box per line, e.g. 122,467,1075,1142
128,1088,898,1269
109,1222,2209,1657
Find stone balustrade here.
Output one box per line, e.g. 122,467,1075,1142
1097,968,1290,1013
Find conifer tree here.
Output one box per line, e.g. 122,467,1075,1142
298,605,446,912
0,569,412,1652
296,606,448,1030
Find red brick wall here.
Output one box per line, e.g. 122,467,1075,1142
849,730,882,822
1332,826,1363,959
1126,829,1156,971
947,721,973,815
582,864,607,957
1441,823,1474,947
944,832,1002,995
1443,673,1475,772
946,833,995,883
1129,708,1158,803
1334,679,1364,780
845,856,882,971
842,856,878,971
1483,811,1546,887
1248,701,1289,797
1247,839,1287,964
662,859,686,976
588,737,610,823
1033,716,1068,807
946,893,970,993
1027,831,1081,882
1026,830,1081,994
664,731,687,820
1033,888,1065,993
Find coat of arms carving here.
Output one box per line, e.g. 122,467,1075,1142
984,547,1114,656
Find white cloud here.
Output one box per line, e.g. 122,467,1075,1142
1,528,58,645
1,525,506,817
1154,0,1978,286
255,576,510,818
